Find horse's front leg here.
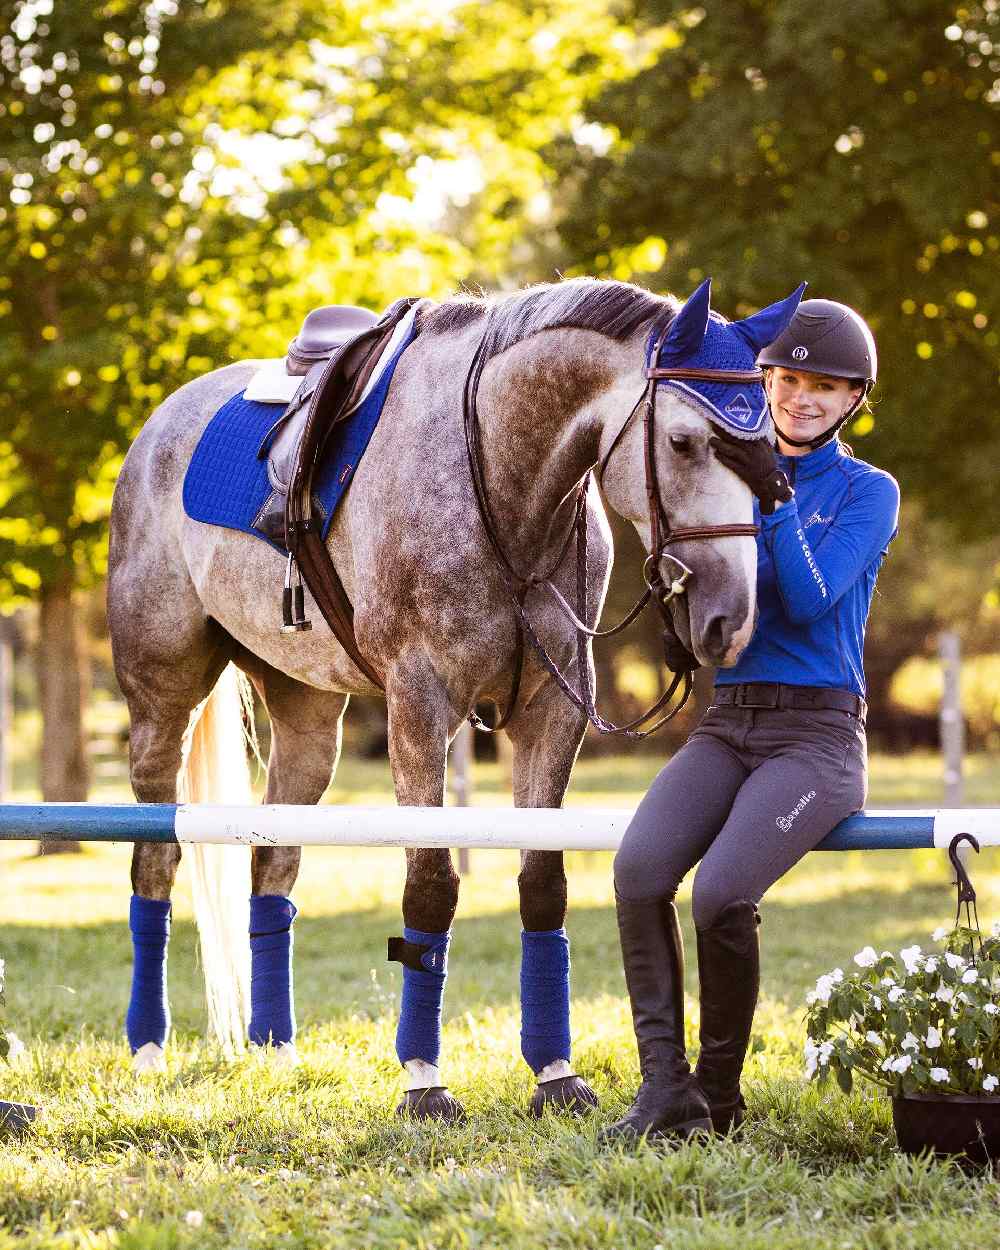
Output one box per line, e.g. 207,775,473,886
246,666,350,1067
385,655,464,1122
507,678,599,1116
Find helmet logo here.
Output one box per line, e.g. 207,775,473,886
792,345,809,361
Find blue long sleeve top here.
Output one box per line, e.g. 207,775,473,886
716,438,900,697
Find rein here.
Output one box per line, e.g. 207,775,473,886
462,316,760,738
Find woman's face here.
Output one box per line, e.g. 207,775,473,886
765,368,863,454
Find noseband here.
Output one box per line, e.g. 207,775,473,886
463,316,761,738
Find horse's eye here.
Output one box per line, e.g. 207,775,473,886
669,433,693,455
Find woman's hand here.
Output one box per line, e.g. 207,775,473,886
709,432,794,515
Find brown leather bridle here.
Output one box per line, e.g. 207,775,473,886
463,315,762,737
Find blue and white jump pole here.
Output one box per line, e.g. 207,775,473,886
0,804,996,851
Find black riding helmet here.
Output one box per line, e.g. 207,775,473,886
756,299,877,449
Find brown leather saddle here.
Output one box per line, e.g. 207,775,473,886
257,296,420,687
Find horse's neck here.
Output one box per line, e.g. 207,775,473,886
476,330,633,555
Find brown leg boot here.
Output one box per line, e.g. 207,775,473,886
599,893,711,1144
694,899,760,1134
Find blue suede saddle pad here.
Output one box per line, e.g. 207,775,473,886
182,322,416,554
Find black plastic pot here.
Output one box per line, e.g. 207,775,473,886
892,1093,1000,1164
0,1100,38,1134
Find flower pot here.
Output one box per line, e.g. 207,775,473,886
0,1100,38,1134
892,1092,1000,1164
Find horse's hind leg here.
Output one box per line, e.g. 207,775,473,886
384,656,464,1122
115,618,232,1073
506,680,599,1116
240,658,348,1065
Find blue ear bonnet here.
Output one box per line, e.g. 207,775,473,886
649,279,806,440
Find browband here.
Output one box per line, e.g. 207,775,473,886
645,366,765,383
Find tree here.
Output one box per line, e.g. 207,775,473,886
0,0,645,810
553,0,999,540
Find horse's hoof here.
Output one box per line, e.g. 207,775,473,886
131,1042,167,1075
250,1040,297,1070
529,1074,599,1118
396,1086,466,1123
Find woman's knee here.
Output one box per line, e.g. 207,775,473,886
612,841,679,903
691,869,745,931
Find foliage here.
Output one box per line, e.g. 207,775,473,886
891,651,1000,743
553,0,1000,540
805,925,1000,1097
0,0,644,606
0,956,8,1062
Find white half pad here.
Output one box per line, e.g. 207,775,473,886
243,360,301,404
241,302,422,408
933,809,1000,848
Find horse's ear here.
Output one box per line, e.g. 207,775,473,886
730,282,807,353
659,277,712,362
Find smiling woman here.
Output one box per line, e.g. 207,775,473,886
603,295,901,1146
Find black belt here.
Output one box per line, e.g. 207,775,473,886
712,682,866,722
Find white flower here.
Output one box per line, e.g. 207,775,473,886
184,1211,203,1229
854,946,878,968
924,1026,942,1050
887,985,906,1004
983,1074,999,1093
984,1003,999,1016
901,1032,920,1052
932,926,949,942
891,1055,913,1074
944,951,966,970
929,1067,950,1083
969,1058,983,1070
900,945,923,974
865,1030,882,1046
4,1032,26,1064
818,1041,834,1066
962,968,979,984
805,991,817,1005
881,1056,895,1072
804,1038,820,1077
992,921,1000,938
812,975,836,1004
0,957,5,985
935,983,955,1003
924,957,939,974
881,976,897,987
871,995,882,1010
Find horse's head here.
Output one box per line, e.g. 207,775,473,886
598,278,805,667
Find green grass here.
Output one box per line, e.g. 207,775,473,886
3,796,1000,1247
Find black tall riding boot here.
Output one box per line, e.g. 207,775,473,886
600,893,711,1143
694,899,761,1134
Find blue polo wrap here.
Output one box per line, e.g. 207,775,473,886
248,894,297,1047
126,894,171,1053
520,927,572,1073
394,926,450,1068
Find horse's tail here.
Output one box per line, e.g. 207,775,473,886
177,663,254,1057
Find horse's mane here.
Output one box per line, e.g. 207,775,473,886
420,277,677,357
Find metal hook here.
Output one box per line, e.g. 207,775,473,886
948,832,983,960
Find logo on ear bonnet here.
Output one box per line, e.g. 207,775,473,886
724,394,753,424
792,345,809,361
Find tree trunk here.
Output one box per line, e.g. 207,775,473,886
35,571,86,854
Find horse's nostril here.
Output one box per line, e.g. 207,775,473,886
703,614,731,658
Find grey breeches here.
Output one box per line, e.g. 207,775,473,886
613,702,868,929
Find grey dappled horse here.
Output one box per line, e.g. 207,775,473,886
108,278,759,1119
